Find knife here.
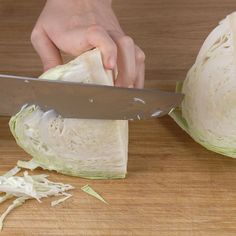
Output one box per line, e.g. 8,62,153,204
0,74,183,120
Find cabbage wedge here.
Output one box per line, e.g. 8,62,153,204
10,49,129,178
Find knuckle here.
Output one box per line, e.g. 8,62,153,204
119,35,134,47
136,49,146,63
30,27,42,43
86,24,104,36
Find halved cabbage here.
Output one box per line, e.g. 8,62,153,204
170,12,236,157
10,49,128,178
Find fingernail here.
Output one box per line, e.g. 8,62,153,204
115,81,121,87
128,85,134,88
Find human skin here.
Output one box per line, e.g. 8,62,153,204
31,0,145,88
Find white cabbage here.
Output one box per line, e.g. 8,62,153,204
170,12,236,157
9,49,128,178
0,167,73,231
0,171,73,201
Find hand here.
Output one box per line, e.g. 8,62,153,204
31,0,145,88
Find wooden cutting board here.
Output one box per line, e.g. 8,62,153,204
1,0,236,235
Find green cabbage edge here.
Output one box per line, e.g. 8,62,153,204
169,82,236,157
9,106,125,179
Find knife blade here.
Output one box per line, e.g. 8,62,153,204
0,74,183,120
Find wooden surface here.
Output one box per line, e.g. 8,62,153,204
1,0,236,235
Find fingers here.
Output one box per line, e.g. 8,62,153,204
31,28,62,71
57,25,117,70
113,35,136,88
110,33,145,88
134,46,145,89
87,26,117,69
31,25,145,88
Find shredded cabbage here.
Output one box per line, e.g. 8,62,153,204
0,167,73,230
0,171,74,202
0,194,13,204
51,193,72,207
0,196,28,231
3,166,21,178
17,160,40,171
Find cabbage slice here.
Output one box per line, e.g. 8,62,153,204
9,49,129,179
81,184,108,204
51,193,72,207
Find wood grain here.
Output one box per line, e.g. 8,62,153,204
1,0,236,235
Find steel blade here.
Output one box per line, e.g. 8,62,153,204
0,74,183,120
